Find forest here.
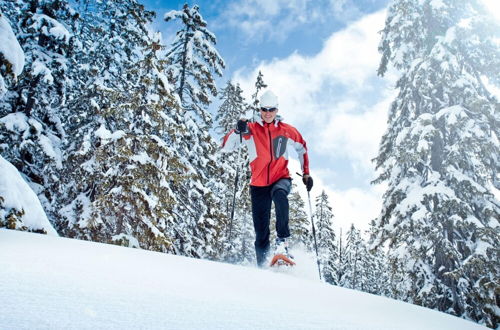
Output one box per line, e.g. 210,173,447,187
0,0,498,327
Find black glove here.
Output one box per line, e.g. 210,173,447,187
302,175,313,191
235,119,248,134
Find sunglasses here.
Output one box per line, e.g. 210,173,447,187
260,107,277,112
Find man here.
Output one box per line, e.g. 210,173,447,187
222,90,313,267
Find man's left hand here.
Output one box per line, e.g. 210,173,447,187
302,174,313,191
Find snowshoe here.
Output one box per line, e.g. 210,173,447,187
270,254,295,267
270,238,295,267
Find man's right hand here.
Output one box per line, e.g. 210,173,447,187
235,119,248,134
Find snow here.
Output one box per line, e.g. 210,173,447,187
58,192,92,227
443,26,456,45
0,156,57,236
163,10,178,21
43,22,70,42
111,233,140,248
95,124,126,144
0,76,4,96
481,75,500,100
38,134,62,168
32,59,54,84
0,112,29,132
33,13,71,44
0,12,25,77
446,166,486,194
430,0,446,10
157,71,171,92
0,229,485,330
474,240,492,257
131,151,151,164
436,105,466,125
90,99,99,109
394,175,457,216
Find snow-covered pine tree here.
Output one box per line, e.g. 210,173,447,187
54,0,189,253
363,241,390,296
287,185,311,249
337,227,348,287
215,80,254,263
0,0,79,222
340,224,365,290
367,217,408,299
314,190,338,285
0,7,29,232
372,0,499,326
163,4,227,259
341,224,387,293
215,81,246,135
250,71,267,121
164,3,225,126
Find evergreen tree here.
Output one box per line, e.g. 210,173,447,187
341,224,387,293
54,0,190,254
250,70,267,121
288,186,311,249
215,80,253,263
164,3,225,126
372,1,499,326
163,4,227,259
0,7,30,233
341,224,364,290
365,222,392,297
215,81,245,135
336,228,345,285
0,0,79,222
363,246,390,296
314,190,338,284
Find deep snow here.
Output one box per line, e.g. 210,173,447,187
0,229,486,329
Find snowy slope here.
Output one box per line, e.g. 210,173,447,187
0,229,485,330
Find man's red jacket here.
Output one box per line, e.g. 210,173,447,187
222,117,309,187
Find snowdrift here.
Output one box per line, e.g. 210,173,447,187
0,155,57,235
0,229,485,329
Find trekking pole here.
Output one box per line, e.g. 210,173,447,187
307,190,322,281
228,133,243,243
297,172,322,281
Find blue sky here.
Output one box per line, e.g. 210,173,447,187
142,0,395,233
144,1,388,70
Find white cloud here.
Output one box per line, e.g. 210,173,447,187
289,158,385,235
217,0,308,42
217,0,364,43
480,0,500,21
317,96,393,173
326,185,386,234
234,10,395,169
233,10,396,231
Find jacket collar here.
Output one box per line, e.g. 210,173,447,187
254,113,283,127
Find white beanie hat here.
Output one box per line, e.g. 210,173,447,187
259,90,278,108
